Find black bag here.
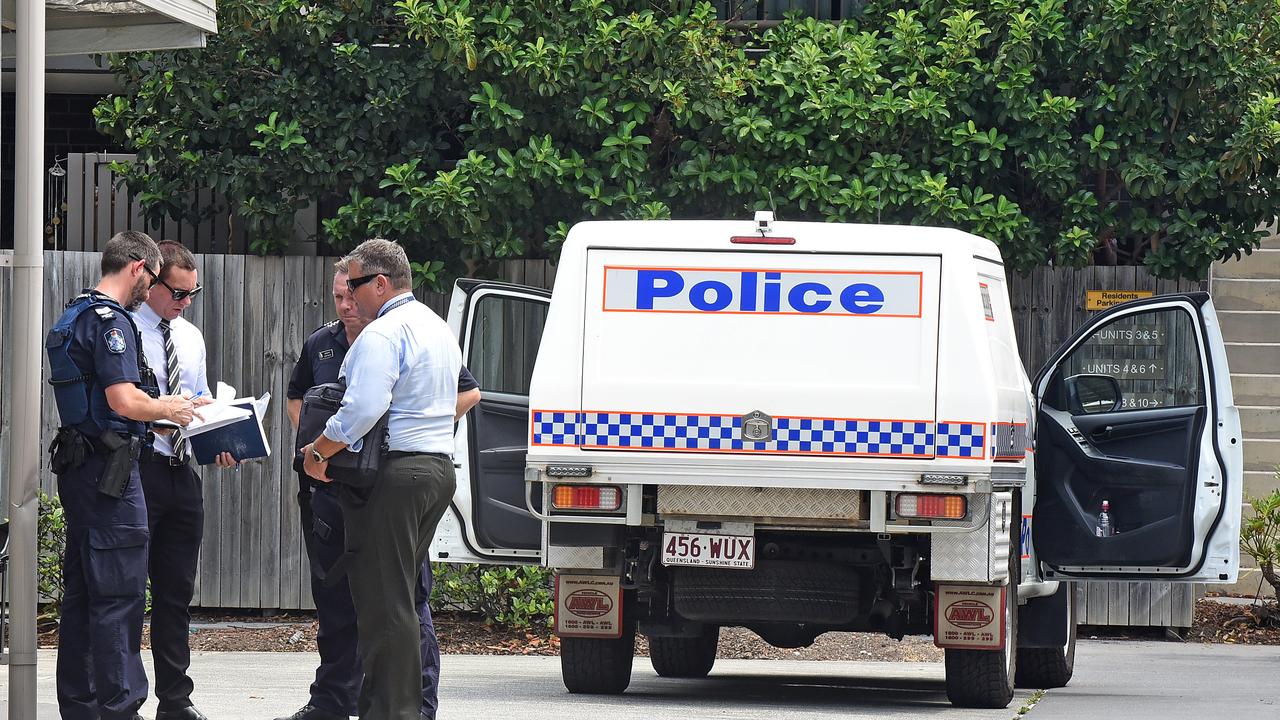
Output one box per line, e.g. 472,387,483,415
294,381,389,490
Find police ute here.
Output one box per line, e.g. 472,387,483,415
436,216,1243,709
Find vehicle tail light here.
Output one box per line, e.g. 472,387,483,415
552,484,621,511
895,493,967,520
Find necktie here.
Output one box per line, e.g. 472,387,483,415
159,319,189,464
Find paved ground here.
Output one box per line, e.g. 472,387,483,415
1,640,1276,719
1030,640,1279,719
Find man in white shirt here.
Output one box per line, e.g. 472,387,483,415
130,240,233,720
301,239,461,720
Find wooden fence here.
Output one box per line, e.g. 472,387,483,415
55,153,319,255
0,252,1203,624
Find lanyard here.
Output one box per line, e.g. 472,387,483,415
378,293,415,318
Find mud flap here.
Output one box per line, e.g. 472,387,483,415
935,583,1005,650
555,574,623,638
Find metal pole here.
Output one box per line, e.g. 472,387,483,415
9,0,45,715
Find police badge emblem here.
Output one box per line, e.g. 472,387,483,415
103,328,127,354
318,349,335,361
740,410,772,442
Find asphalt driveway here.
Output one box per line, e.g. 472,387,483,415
1,640,1276,719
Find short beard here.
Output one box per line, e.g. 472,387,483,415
126,276,150,311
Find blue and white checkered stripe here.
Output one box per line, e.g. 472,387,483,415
534,411,988,460
774,418,933,456
581,413,743,450
531,411,580,446
535,411,934,457
936,422,986,459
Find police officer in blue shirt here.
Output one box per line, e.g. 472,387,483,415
278,257,479,720
46,231,197,720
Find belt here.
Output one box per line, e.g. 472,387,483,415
87,432,141,454
385,451,452,461
144,453,189,468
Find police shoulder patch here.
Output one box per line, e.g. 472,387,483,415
93,305,116,321
318,348,335,361
103,327,127,354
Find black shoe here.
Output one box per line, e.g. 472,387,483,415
156,706,210,720
273,705,348,720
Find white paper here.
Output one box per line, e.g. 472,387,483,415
184,402,252,436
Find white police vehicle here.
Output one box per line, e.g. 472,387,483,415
436,216,1243,708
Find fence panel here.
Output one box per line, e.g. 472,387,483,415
0,252,1206,623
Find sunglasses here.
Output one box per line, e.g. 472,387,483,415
158,277,203,301
346,273,383,293
130,254,161,288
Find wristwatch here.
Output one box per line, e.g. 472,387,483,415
309,446,327,463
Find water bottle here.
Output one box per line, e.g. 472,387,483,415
1095,499,1114,537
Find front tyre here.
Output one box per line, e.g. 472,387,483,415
944,494,1020,709
560,622,637,694
1016,583,1077,689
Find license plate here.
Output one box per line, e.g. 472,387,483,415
661,532,755,569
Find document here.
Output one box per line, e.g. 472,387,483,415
185,382,272,465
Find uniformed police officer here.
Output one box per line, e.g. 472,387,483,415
47,230,197,720
277,257,479,720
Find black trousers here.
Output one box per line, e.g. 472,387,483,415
56,453,149,720
341,453,455,720
298,477,441,718
139,457,204,711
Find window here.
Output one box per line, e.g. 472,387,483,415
1053,307,1205,412
467,293,548,396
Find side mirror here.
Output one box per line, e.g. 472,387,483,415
1064,374,1122,415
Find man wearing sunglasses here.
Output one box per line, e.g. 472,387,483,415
130,240,236,720
278,257,479,720
299,239,462,720
46,231,198,720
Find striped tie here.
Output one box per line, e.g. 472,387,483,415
159,319,189,464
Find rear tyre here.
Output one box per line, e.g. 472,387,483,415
649,625,720,678
1016,584,1077,689
944,494,1020,709
560,622,637,694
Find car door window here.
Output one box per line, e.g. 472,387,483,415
468,294,549,396
1051,308,1205,413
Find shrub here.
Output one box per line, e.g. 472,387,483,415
37,491,66,622
431,563,555,630
1241,483,1280,599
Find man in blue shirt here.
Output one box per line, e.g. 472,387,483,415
300,239,462,720
279,259,478,720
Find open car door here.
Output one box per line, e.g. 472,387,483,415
1031,292,1242,582
433,279,550,565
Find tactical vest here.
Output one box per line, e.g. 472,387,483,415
46,292,159,437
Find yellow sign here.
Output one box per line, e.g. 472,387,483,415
1086,290,1154,311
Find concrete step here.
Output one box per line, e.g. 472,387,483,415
1224,343,1280,375
1262,232,1280,249
1240,407,1280,440
1214,249,1280,279
1218,311,1280,342
1230,374,1280,406
1244,469,1279,499
1214,568,1277,598
1211,279,1280,311
1243,438,1280,472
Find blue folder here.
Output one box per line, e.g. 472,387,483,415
187,398,271,465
